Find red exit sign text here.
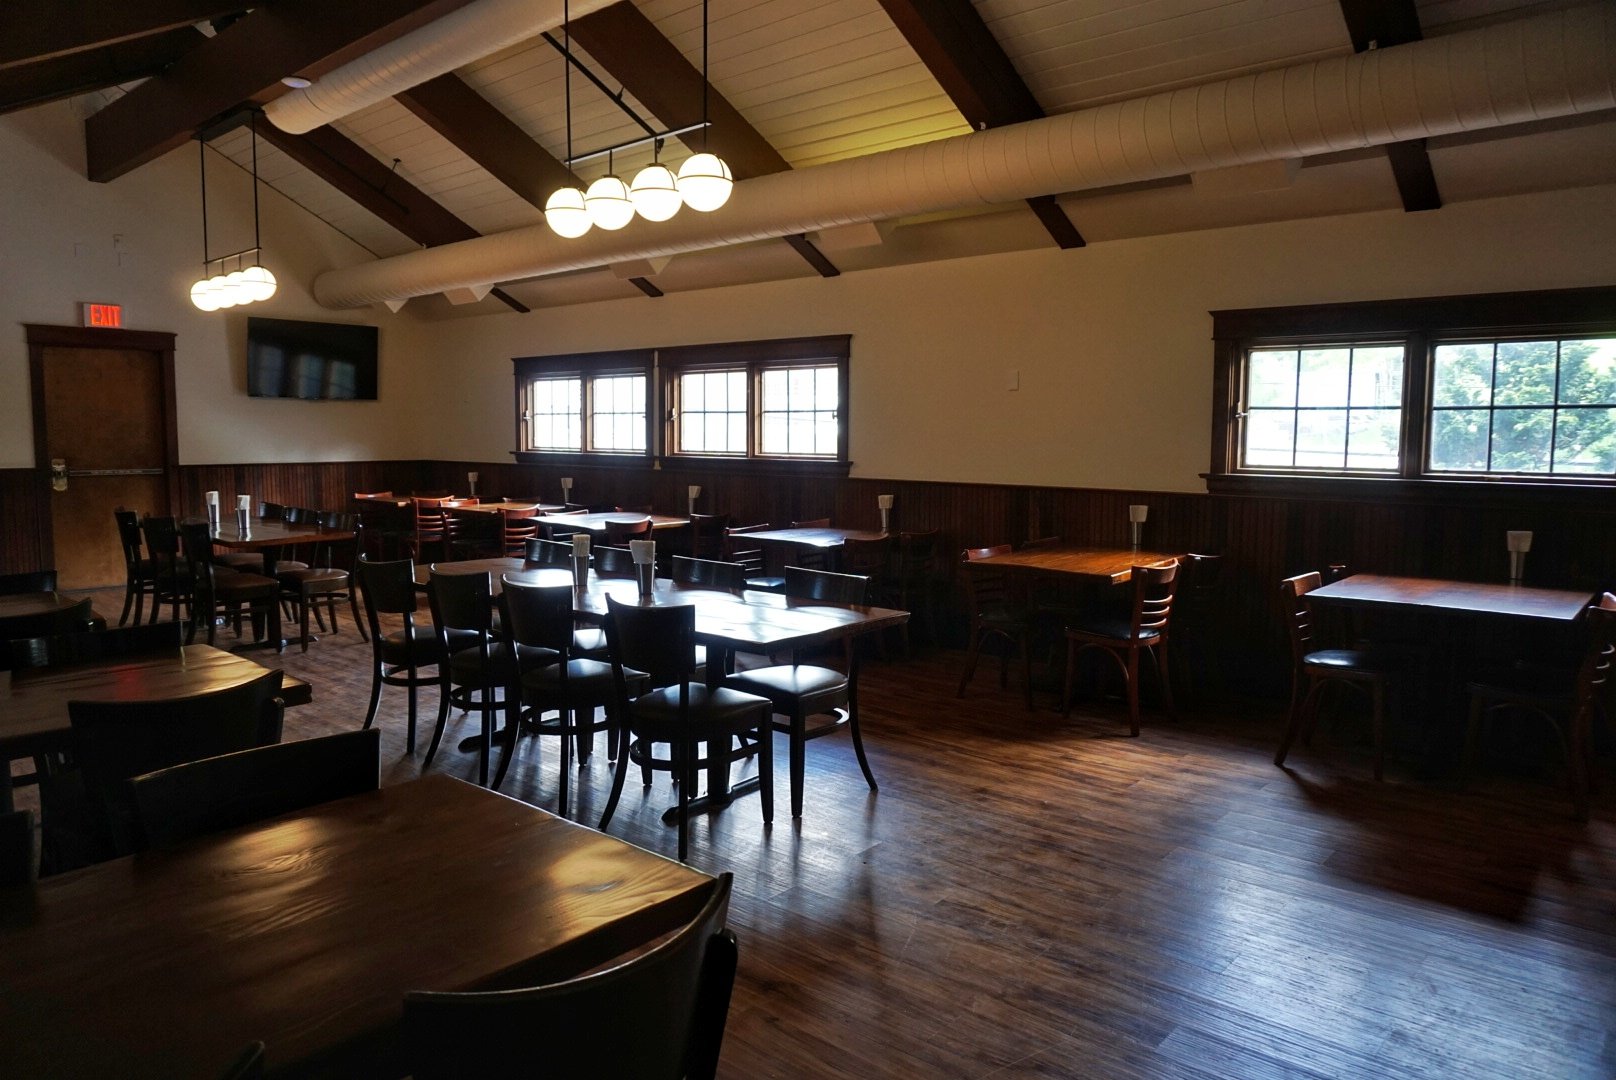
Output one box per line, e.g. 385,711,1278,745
81,302,122,328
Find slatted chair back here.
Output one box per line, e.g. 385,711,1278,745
413,497,450,557
671,556,744,593
960,545,1015,618
403,874,737,1080
9,622,183,671
1575,593,1616,706
1280,571,1325,666
839,536,890,581
542,508,590,541
723,524,770,576
1126,560,1178,641
129,729,380,850
687,513,732,560
498,506,542,556
0,569,59,595
115,509,145,567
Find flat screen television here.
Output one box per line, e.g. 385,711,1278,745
246,317,379,400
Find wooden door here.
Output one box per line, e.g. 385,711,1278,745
28,326,177,590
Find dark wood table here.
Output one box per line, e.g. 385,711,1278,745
742,526,888,549
0,775,712,1080
964,544,1185,584
0,591,107,636
419,558,908,818
532,511,689,535
456,500,563,515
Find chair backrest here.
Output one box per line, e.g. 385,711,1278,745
129,729,380,851
403,873,737,1080
960,545,1014,617
0,597,96,669
785,566,869,605
896,530,940,579
282,506,310,526
723,524,771,575
593,545,636,578
1574,593,1616,709
0,569,59,595
671,556,744,593
1279,571,1325,666
0,809,34,887
498,506,541,556
414,497,449,540
604,517,652,546
542,508,590,540
357,558,420,618
687,513,732,560
499,577,575,653
523,537,571,565
839,536,890,579
9,622,183,671
68,668,285,855
115,509,145,567
179,519,218,566
604,595,698,689
1126,560,1178,639
257,501,285,521
141,515,182,561
427,569,494,635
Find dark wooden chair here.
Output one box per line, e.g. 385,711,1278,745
180,521,283,651
114,509,162,625
356,558,471,755
275,511,360,652
9,621,182,670
523,537,571,565
1170,552,1224,701
141,515,192,625
601,598,773,861
1463,592,1615,821
724,523,783,593
672,556,744,593
447,503,500,559
542,508,590,541
403,873,738,1080
1273,571,1400,780
410,497,451,562
0,809,34,886
495,578,638,815
593,545,636,578
888,529,942,654
685,512,732,560
957,545,1037,711
723,566,877,819
129,729,380,849
603,516,652,546
1061,560,1179,737
42,669,284,868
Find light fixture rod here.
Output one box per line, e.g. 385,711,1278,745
198,138,210,268
208,244,263,264
250,111,261,257
564,121,708,166
540,30,658,137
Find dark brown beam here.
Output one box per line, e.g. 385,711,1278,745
1336,0,1441,212
0,1,245,71
0,26,203,115
256,125,527,313
783,235,840,279
876,0,1084,248
628,278,664,298
85,0,477,183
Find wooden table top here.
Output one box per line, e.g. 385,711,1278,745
966,545,1184,584
532,512,689,534
0,644,312,758
455,500,563,514
744,526,889,548
0,592,86,621
1307,573,1594,623
207,519,354,549
0,775,713,1080
420,557,909,651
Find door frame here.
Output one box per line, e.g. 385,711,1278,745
25,323,180,565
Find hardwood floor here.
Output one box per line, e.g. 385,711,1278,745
21,595,1616,1078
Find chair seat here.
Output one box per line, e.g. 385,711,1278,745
271,559,310,573
725,664,848,713
521,658,622,703
1302,648,1389,674
380,627,476,667
449,641,558,683
214,572,281,600
278,567,350,590
628,684,772,733
215,552,264,572
1068,616,1162,644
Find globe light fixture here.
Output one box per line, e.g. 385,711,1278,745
677,152,733,212
629,162,683,222
544,186,592,238
189,115,279,312
241,264,278,302
211,274,239,308
584,174,635,230
190,278,221,312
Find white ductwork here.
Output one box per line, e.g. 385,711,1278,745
265,0,617,134
314,4,1616,309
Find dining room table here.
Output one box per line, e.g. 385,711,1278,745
208,516,354,575
531,511,690,536
0,774,713,1080
963,543,1186,584
417,557,909,820
0,591,107,638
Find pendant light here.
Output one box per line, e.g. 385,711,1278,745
629,140,683,222
677,0,732,213
190,114,278,311
584,152,635,230
545,0,592,238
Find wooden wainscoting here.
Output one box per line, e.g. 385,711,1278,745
0,468,50,574
174,462,427,518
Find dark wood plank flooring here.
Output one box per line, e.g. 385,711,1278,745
16,595,1616,1078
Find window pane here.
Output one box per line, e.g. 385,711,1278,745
1432,344,1493,407
1244,410,1295,466
1247,350,1296,408
761,414,786,455
1553,407,1616,473
1295,408,1346,468
529,377,581,450
1430,409,1490,471
1297,349,1349,408
1350,347,1404,408
1493,341,1555,406
1346,409,1401,470
1559,339,1616,405
590,374,646,451
678,370,745,454
1489,408,1553,472
759,364,837,458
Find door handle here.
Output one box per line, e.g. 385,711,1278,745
65,468,164,477
51,458,67,492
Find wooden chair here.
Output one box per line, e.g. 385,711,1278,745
724,566,877,819
724,523,783,593
498,505,542,556
410,497,451,562
1273,571,1400,780
355,558,471,755
9,622,182,670
1463,592,1615,821
1171,552,1224,701
0,809,34,886
685,512,732,561
957,546,1037,711
275,511,360,652
180,520,283,652
603,516,652,546
129,729,380,849
113,510,161,625
541,507,590,541
1061,560,1179,737
43,670,284,867
593,545,636,578
600,598,773,861
447,503,500,559
523,537,571,565
672,556,744,593
495,578,641,814
403,873,738,1080
140,515,192,625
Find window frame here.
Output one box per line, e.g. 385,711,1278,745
512,349,653,462
1208,286,1616,502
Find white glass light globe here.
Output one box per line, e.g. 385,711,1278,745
676,153,733,212
225,270,248,305
211,274,238,308
584,174,635,231
190,278,221,311
544,186,592,238
629,163,683,222
241,265,278,302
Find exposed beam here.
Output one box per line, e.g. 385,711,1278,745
876,0,1084,249
0,26,203,116
0,1,245,72
628,278,664,298
395,73,660,297
1337,0,1441,212
256,124,528,313
85,0,478,183
783,235,840,279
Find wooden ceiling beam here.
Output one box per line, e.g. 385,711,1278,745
1336,0,1441,212
0,26,204,116
876,0,1084,249
0,1,246,72
84,0,478,183
256,123,528,313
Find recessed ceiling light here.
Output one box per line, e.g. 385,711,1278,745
281,76,312,89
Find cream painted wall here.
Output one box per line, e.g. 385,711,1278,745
410,183,1616,493
0,102,427,468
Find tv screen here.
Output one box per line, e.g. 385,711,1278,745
247,317,378,400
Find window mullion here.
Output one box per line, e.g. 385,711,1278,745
1402,332,1427,479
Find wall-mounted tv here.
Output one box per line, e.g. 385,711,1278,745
247,317,379,400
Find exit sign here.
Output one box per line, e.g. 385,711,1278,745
81,302,122,328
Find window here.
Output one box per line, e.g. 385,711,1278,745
1209,286,1616,493
512,336,849,472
